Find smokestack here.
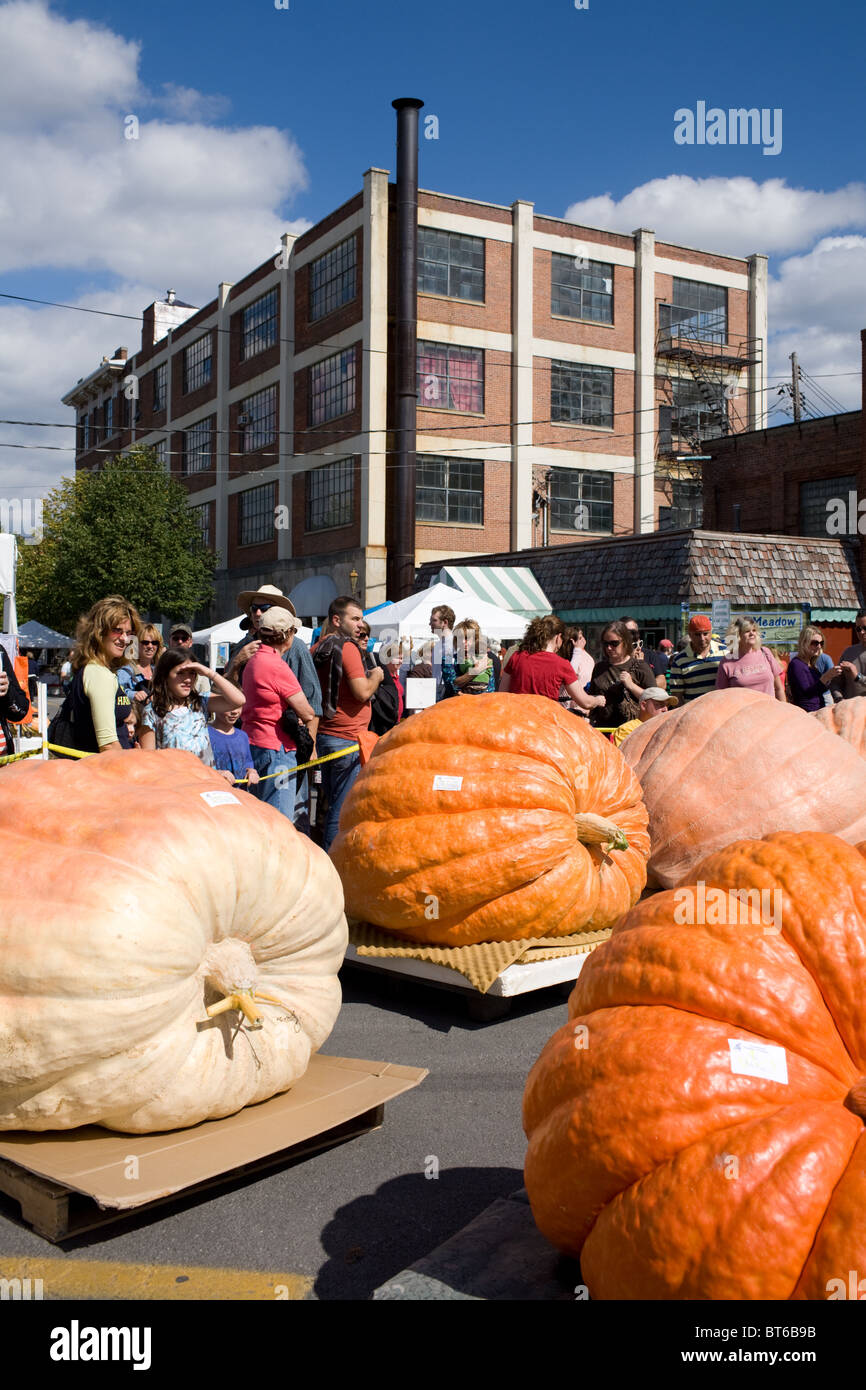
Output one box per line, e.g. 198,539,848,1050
389,97,424,600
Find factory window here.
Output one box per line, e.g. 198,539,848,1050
152,362,167,412
551,254,613,324
241,289,279,359
238,384,277,453
417,456,483,524
309,238,356,323
237,482,275,547
800,475,858,537
309,347,356,425
661,279,728,343
305,458,355,532
551,362,613,428
182,416,214,475
418,228,484,302
417,341,484,413
182,334,212,394
549,468,613,533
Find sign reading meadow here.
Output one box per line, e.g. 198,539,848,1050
691,611,804,647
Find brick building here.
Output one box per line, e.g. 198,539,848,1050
62,159,768,623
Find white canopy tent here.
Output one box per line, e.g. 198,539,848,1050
365,582,528,646
0,534,18,666
192,615,314,671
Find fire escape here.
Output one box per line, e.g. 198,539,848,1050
655,306,762,528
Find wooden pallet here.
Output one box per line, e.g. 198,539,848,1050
0,1102,384,1244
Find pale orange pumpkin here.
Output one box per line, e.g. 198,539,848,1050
621,688,866,888
330,693,649,945
0,750,347,1132
815,699,866,759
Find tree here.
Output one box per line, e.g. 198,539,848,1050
16,448,217,633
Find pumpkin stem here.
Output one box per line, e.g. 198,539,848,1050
843,1078,866,1122
206,989,264,1030
574,811,629,854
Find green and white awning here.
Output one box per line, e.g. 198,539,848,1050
436,565,550,619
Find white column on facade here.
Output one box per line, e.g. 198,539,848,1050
748,253,769,431
362,168,390,607
511,199,534,550
214,283,232,567
277,233,298,562
632,228,656,534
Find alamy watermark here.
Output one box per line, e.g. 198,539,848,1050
0,497,43,544
673,881,783,933
826,492,866,536
674,102,782,156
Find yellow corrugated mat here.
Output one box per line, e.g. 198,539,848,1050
347,919,612,993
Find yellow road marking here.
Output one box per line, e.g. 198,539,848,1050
0,1256,312,1300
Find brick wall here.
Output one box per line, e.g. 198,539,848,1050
294,341,363,454
534,250,634,355
414,456,511,554
291,457,362,557
229,284,281,391
295,229,364,356
227,486,278,570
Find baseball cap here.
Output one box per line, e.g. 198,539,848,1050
170,623,193,639
258,608,299,635
659,639,673,650
640,687,679,708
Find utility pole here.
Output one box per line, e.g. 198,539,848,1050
790,352,802,423
543,470,551,548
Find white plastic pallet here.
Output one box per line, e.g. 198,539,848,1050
343,941,590,998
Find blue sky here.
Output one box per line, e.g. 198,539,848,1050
0,0,863,497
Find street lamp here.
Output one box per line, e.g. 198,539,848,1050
349,568,359,597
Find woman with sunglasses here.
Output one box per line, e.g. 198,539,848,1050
787,626,839,713
117,624,164,705
587,621,656,729
53,595,141,755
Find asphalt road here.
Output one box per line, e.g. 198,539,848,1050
0,965,571,1300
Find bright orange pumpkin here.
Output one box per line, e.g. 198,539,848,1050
329,693,649,945
523,831,866,1299
621,688,866,888
815,699,866,759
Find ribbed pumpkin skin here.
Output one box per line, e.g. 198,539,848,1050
815,699,866,759
0,750,347,1133
329,693,649,945
621,688,866,888
523,832,866,1299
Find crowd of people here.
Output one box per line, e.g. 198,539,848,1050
5,590,866,842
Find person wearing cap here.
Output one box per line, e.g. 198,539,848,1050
225,584,322,834
241,607,317,822
666,615,726,705
612,687,679,747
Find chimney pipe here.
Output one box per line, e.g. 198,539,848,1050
732,503,742,532
389,97,424,601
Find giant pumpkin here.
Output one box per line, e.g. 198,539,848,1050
523,832,866,1299
815,698,866,760
329,693,649,946
621,688,866,888
0,750,347,1133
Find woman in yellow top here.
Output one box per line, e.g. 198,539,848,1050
63,596,142,753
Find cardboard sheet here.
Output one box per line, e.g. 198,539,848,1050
347,919,612,993
0,1054,427,1210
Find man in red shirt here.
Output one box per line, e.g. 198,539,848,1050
313,596,384,850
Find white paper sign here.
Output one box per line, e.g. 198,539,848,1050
728,1039,788,1084
405,677,437,710
432,775,463,791
200,790,241,807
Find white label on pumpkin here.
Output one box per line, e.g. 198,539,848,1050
200,790,241,807
728,1039,788,1084
432,775,463,791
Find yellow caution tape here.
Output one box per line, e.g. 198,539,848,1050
235,742,360,785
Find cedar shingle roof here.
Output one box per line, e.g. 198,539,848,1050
415,530,864,611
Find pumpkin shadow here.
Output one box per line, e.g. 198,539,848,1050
314,1166,574,1300
339,968,574,1032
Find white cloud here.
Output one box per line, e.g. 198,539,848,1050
564,176,866,258
0,1,312,498
564,176,865,415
